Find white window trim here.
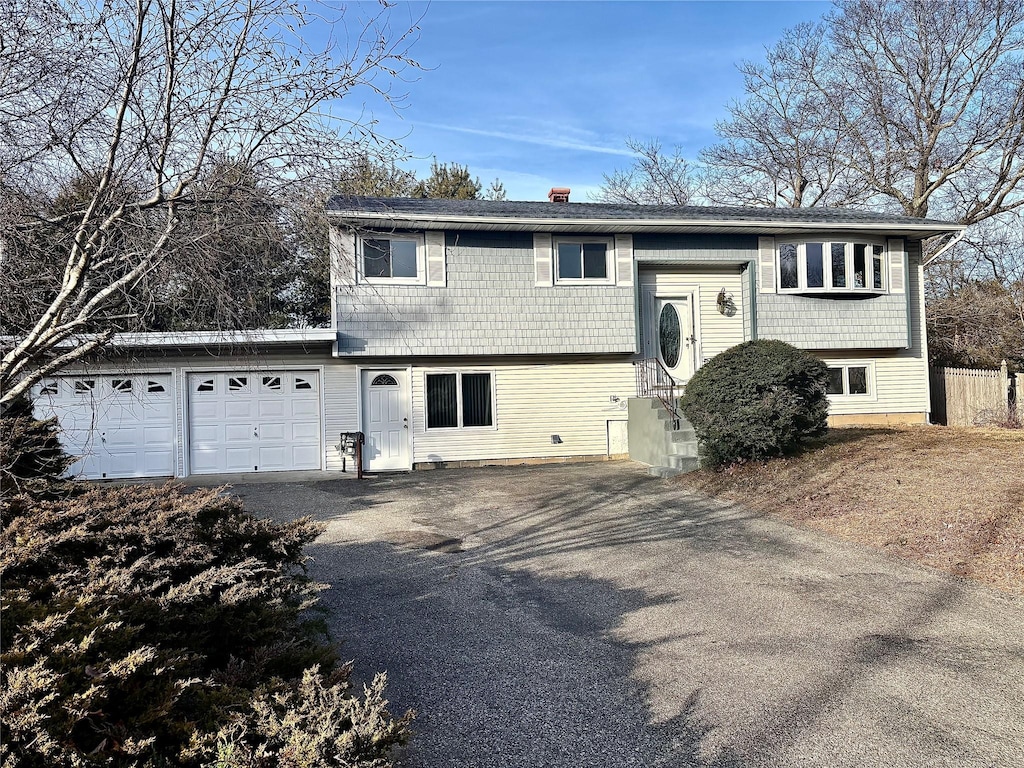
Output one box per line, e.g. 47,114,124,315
423,369,498,431
358,233,426,285
777,236,888,295
552,235,615,285
825,361,877,402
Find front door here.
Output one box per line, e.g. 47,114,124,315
361,369,410,471
653,296,695,381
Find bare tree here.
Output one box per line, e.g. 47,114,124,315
592,138,698,206
0,0,419,406
701,23,872,208
707,0,1024,223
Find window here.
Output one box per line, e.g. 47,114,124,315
111,378,132,393
39,379,59,396
195,378,215,393
147,380,167,393
294,376,314,391
361,236,420,280
826,364,871,396
371,374,398,386
554,237,612,282
426,371,493,429
74,379,95,395
262,376,282,390
228,376,248,392
778,239,887,294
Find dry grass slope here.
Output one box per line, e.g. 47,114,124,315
678,427,1024,594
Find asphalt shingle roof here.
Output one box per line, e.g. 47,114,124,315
326,195,958,228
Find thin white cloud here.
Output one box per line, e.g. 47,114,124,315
417,121,635,157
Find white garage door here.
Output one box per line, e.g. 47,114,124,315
32,374,175,480
188,371,321,474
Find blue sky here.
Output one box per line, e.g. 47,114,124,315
334,1,831,200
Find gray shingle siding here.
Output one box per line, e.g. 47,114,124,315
335,230,636,356
633,233,757,263
757,292,909,349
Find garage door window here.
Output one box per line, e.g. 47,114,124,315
74,379,95,395
262,376,282,390
228,376,249,392
112,378,132,393
195,378,215,393
147,380,166,393
39,379,59,396
294,376,315,391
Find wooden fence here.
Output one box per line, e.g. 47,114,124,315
929,360,1015,426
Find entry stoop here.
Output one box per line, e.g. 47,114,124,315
626,398,701,478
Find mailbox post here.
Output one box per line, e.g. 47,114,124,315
339,432,365,480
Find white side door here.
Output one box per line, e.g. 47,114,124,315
361,370,410,471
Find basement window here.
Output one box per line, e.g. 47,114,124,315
826,364,871,397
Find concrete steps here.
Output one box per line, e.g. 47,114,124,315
629,398,701,478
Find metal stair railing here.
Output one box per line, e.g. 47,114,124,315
633,357,682,430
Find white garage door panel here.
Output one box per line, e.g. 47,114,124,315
259,423,287,441
259,400,286,418
188,371,322,475
226,401,253,419
32,374,175,480
293,399,319,417
225,423,253,442
292,421,319,440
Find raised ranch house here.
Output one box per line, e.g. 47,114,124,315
31,191,962,479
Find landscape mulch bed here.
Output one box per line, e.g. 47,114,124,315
677,426,1024,594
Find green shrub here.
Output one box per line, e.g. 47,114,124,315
1,483,412,767
0,395,78,506
680,339,830,468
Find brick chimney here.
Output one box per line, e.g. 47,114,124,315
548,187,571,203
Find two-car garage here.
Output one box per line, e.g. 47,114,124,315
33,368,324,480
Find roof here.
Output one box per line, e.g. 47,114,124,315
325,196,964,239
19,329,338,351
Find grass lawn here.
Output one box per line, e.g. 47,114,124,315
677,426,1024,594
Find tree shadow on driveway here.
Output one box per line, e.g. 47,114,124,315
310,539,743,768
242,463,1023,767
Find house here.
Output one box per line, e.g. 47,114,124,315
30,191,963,479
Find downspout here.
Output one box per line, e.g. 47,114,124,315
748,260,758,340
922,231,965,267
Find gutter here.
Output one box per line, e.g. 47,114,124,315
6,329,339,350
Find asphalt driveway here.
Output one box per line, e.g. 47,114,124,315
228,462,1023,768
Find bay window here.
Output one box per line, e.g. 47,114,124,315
777,239,887,294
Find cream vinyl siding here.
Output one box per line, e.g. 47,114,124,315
813,241,929,417
816,350,928,415
639,267,746,365
410,359,635,463
47,354,357,476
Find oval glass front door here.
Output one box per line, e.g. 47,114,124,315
659,303,681,368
